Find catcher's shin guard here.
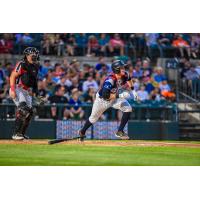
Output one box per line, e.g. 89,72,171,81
12,102,32,137
21,108,33,138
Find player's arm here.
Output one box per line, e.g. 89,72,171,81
102,80,116,101
127,79,134,90
126,71,134,90
10,70,20,99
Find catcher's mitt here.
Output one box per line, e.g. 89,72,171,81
33,96,47,106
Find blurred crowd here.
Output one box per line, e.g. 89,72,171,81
1,32,200,119
0,56,179,120
1,33,200,59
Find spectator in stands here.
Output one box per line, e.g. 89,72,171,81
37,80,48,98
145,33,161,58
41,34,51,55
0,34,13,54
0,84,8,103
141,59,152,82
54,34,65,56
59,33,75,56
108,33,124,56
21,33,33,45
57,73,72,89
190,33,200,59
159,79,176,101
75,33,88,56
132,78,140,91
153,67,167,83
52,63,65,84
82,75,99,92
132,64,143,79
65,33,76,56
39,58,53,79
145,78,155,94
48,85,69,119
62,57,70,70
195,61,200,76
172,34,191,58
68,76,83,93
128,34,137,58
79,63,91,81
2,62,13,77
0,63,12,88
95,63,109,85
127,62,134,76
95,56,105,71
87,35,99,57
158,33,171,47
83,87,96,103
98,33,110,56
157,33,173,57
67,58,80,78
137,85,149,101
180,60,191,78
69,88,84,119
150,87,162,101
0,65,5,89
184,65,200,80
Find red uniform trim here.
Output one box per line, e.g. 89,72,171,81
13,61,29,90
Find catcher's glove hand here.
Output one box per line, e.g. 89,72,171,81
33,96,46,106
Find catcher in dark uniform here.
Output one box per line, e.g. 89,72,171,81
9,47,41,140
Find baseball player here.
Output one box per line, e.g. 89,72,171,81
9,47,40,140
79,60,138,141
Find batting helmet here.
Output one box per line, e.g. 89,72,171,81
23,47,40,62
111,60,125,74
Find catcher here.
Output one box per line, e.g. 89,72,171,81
9,47,41,140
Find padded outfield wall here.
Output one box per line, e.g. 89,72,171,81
0,120,179,140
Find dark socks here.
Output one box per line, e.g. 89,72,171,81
81,119,92,134
118,112,131,132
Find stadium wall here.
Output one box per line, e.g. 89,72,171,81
0,120,179,140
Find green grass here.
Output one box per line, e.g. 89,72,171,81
0,141,200,166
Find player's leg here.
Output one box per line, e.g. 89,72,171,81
12,102,32,140
79,94,111,139
12,88,32,140
20,89,34,139
112,98,132,137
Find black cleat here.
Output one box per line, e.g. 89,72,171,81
115,131,129,139
78,129,85,142
23,134,29,140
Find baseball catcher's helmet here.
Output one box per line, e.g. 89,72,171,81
23,47,40,62
111,60,125,74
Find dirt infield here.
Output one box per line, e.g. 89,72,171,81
0,139,200,148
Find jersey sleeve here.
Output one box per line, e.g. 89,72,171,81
14,62,23,74
125,71,131,81
103,78,114,90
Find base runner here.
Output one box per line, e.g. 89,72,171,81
78,60,138,141
9,47,40,140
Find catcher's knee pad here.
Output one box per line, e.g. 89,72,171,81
16,102,32,120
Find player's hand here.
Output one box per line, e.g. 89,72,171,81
9,89,16,99
109,93,117,101
131,90,139,101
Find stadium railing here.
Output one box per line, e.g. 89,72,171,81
0,101,177,122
